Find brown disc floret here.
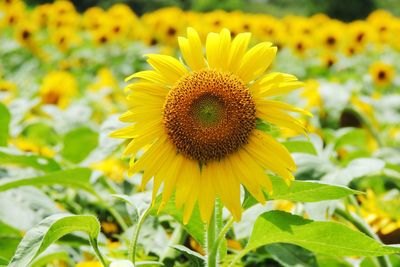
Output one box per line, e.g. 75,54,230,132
163,69,256,163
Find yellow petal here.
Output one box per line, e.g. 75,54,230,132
245,137,294,184
257,100,312,117
145,54,188,85
178,27,205,71
227,32,251,73
236,42,277,83
125,82,169,96
198,164,216,223
228,154,266,204
175,159,198,209
206,28,231,70
123,126,163,157
125,70,173,86
183,171,200,224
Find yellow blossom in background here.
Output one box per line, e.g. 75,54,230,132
12,138,55,157
91,158,127,183
39,71,77,108
358,190,400,236
75,261,102,267
101,221,119,234
0,79,17,104
301,79,322,110
89,68,119,92
369,61,395,87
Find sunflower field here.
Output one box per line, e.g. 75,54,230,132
1,0,400,267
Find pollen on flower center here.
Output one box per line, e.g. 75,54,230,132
163,69,256,163
189,94,225,126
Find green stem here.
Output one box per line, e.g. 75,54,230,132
129,205,152,265
335,208,391,267
211,217,234,262
206,205,217,267
90,237,108,267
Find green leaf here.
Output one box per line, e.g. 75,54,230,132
0,151,60,172
173,245,204,267
0,221,22,261
9,214,101,267
22,123,59,147
244,177,361,209
0,257,9,265
268,176,362,202
244,211,400,258
61,127,98,163
0,103,10,147
316,255,353,267
283,141,317,155
334,128,367,149
30,247,71,267
0,168,96,195
265,243,317,267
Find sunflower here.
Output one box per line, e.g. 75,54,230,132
369,61,395,87
39,71,77,108
112,28,309,224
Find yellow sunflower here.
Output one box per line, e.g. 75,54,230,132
369,61,395,87
112,28,309,224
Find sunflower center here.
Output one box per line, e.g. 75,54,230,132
163,69,256,163
190,94,225,126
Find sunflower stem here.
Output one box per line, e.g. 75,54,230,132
129,205,152,265
206,202,218,267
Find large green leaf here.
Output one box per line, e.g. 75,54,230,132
265,243,317,267
9,214,101,267
0,103,10,147
268,176,361,202
30,247,71,267
0,151,60,172
61,127,98,163
0,168,95,195
283,140,317,155
244,211,400,258
243,177,361,209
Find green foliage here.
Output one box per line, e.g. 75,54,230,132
283,140,317,155
22,123,59,147
0,222,21,263
0,168,95,195
243,176,361,209
0,151,60,172
61,127,98,163
0,103,10,147
173,245,204,266
269,176,362,202
8,214,102,267
244,211,400,258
